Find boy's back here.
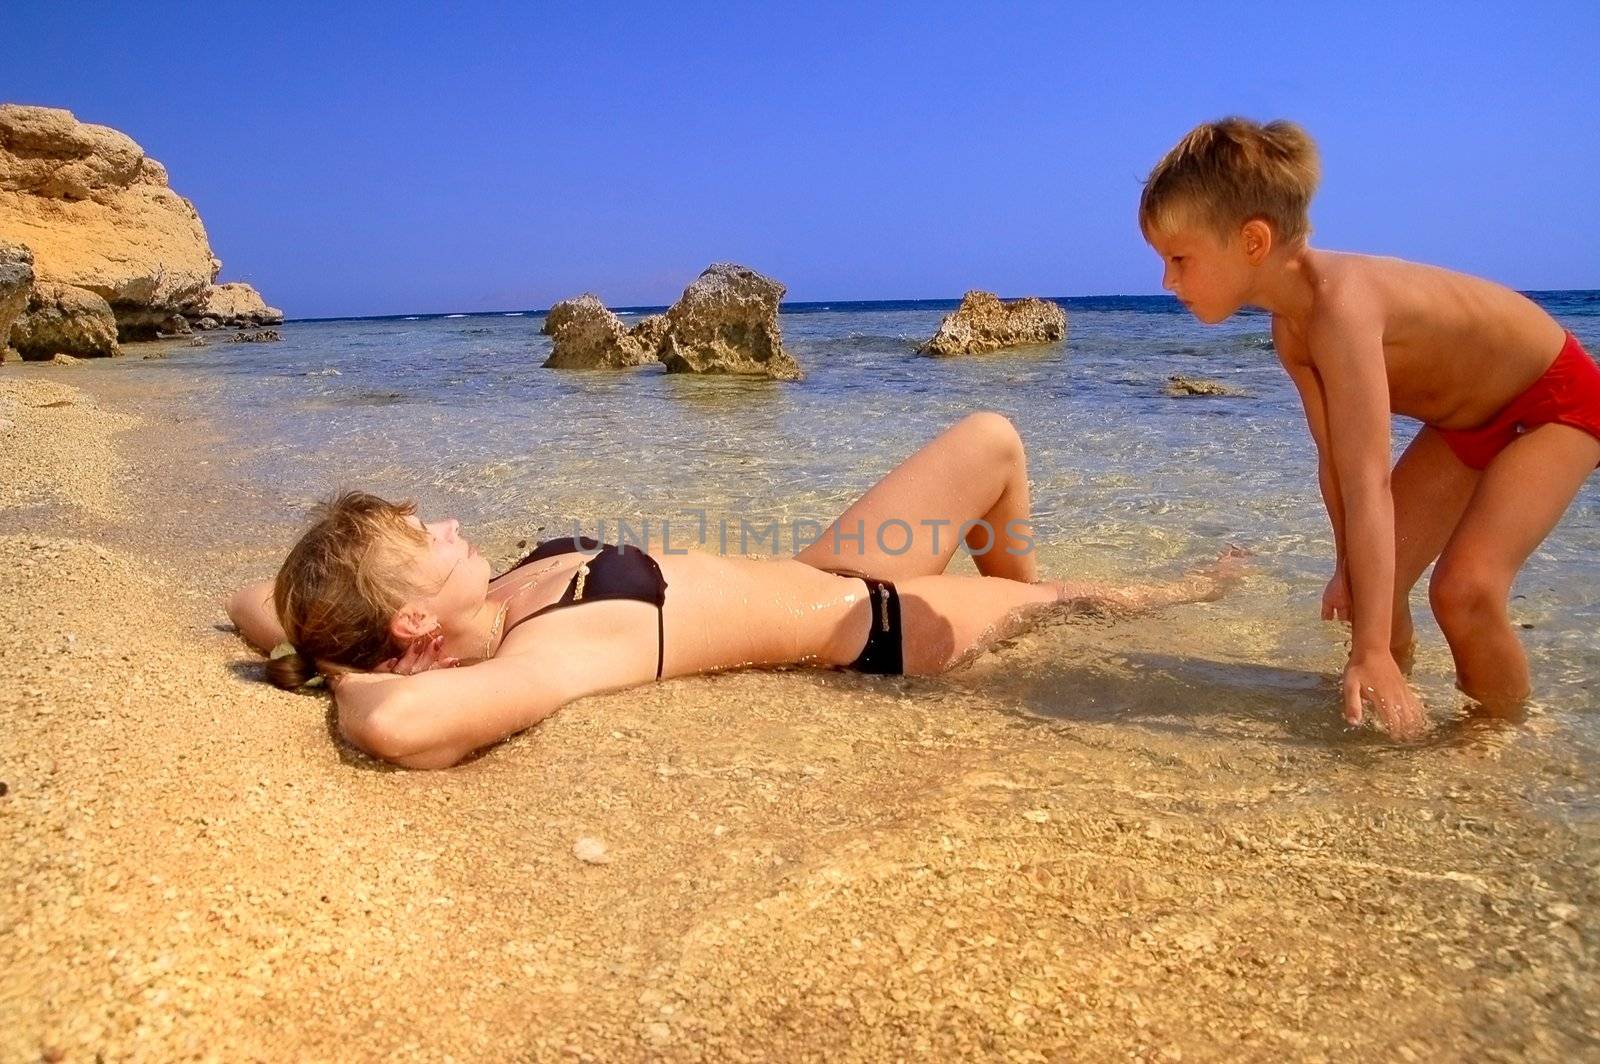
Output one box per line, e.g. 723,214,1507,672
1268,250,1566,429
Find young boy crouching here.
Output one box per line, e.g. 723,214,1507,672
1140,117,1600,738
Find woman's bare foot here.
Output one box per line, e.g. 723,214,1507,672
1039,545,1249,617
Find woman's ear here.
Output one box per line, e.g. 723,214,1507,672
390,604,437,643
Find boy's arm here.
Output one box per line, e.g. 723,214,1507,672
1281,361,1349,568
1305,293,1424,739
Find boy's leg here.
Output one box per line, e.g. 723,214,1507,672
1428,423,1600,711
1388,427,1481,664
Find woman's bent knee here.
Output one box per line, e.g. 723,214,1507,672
956,411,1022,463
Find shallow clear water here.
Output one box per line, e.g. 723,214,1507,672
99,292,1600,813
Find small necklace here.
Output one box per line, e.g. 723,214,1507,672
483,600,511,659
481,557,567,658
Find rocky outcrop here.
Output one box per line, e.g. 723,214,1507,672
0,104,280,350
540,265,799,379
919,291,1067,357
541,293,659,369
0,240,32,361
658,263,800,380
10,282,121,359
227,329,280,343
190,281,283,328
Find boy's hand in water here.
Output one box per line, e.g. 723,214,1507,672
1322,564,1352,622
376,632,460,676
1343,651,1425,740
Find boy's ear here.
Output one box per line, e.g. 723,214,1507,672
1241,219,1273,265
390,604,437,643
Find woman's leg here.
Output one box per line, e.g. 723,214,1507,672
825,552,1242,674
794,411,1038,582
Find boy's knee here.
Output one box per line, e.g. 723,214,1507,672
1428,563,1505,631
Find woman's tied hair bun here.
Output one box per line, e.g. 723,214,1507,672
265,641,324,691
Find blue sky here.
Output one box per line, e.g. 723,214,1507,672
8,2,1598,317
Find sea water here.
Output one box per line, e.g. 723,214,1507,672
98,292,1600,818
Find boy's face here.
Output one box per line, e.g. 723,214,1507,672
1146,216,1253,325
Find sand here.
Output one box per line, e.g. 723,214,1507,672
2,370,1596,1062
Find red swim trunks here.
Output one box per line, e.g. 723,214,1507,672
1436,332,1600,470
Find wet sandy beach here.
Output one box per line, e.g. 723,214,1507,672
2,366,1597,1062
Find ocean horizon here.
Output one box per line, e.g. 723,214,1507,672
283,290,1600,325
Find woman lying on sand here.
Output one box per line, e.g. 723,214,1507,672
231,413,1238,769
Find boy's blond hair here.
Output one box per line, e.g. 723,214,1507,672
1140,117,1321,244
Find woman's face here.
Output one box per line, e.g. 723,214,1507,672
398,514,493,626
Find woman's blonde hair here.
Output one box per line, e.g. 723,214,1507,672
1140,117,1321,244
266,491,429,690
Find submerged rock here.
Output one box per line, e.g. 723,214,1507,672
0,240,33,359
1164,375,1245,398
228,328,281,344
541,293,658,369
10,282,121,359
658,263,800,380
919,291,1066,357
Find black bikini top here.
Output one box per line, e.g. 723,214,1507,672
496,536,669,678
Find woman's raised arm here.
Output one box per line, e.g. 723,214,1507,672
228,580,287,653
331,626,650,770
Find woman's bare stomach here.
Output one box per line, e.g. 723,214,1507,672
654,551,862,676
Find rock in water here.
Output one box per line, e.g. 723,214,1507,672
627,312,669,353
10,282,121,359
0,104,279,341
658,263,801,380
541,293,659,369
190,281,283,328
919,290,1067,357
0,240,33,359
1164,375,1245,398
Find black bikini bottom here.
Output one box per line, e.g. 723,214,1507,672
824,568,904,676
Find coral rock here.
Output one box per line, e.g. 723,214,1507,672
658,263,800,380
1164,375,1245,398
627,313,669,354
919,291,1066,357
541,293,658,370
